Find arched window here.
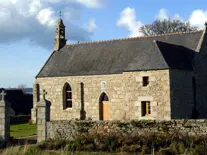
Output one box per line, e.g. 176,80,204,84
64,83,72,109
100,92,109,102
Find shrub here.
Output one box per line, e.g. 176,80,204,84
28,119,34,125
103,137,116,152
25,145,40,155
36,139,67,150
32,131,207,154
64,141,76,152
158,147,173,155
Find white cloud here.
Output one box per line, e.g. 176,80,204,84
156,8,169,20
75,0,103,8
36,8,57,27
156,9,183,21
42,0,104,8
189,9,207,28
29,0,42,15
116,7,143,37
0,0,103,49
85,19,97,33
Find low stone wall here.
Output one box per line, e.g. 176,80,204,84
46,119,207,140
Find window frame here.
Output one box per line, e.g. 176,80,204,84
141,101,151,116
64,83,72,109
142,76,149,87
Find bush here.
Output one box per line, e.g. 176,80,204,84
25,145,40,155
36,139,67,150
28,119,34,125
64,141,76,152
33,132,207,154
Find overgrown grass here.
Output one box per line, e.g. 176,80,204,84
10,123,37,138
0,145,117,155
29,133,207,154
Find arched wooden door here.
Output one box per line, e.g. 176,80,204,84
99,93,110,120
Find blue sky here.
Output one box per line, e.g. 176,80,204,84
0,0,207,88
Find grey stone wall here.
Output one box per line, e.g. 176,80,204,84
35,70,171,121
37,90,51,142
0,91,11,146
195,27,207,118
123,70,170,120
31,83,39,124
169,70,194,119
47,120,207,141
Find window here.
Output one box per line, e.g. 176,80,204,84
141,101,151,116
36,83,40,102
142,76,149,87
64,83,72,109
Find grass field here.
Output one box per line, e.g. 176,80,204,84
10,123,37,138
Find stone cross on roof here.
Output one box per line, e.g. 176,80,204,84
41,89,47,100
0,90,6,101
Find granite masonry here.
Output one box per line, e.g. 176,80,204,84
34,70,172,121
0,91,11,146
32,18,207,135
46,120,207,141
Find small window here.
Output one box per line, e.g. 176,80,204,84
142,76,149,87
101,81,107,90
141,101,151,116
64,83,72,109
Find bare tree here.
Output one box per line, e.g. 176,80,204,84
140,19,198,36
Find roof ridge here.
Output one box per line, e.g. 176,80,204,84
66,30,203,46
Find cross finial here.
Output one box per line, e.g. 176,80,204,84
41,89,47,100
0,90,6,101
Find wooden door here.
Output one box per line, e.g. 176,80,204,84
103,101,110,120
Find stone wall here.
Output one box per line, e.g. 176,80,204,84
123,70,170,120
35,69,171,121
169,70,194,119
47,120,207,141
195,27,207,118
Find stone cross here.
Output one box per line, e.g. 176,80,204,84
0,90,6,101
40,89,47,99
41,89,47,100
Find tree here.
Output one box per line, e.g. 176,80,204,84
140,19,198,36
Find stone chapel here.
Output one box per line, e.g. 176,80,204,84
31,18,207,122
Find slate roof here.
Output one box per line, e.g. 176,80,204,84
37,30,203,78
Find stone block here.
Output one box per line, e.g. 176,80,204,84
138,96,153,101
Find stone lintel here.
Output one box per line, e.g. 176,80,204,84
136,76,155,82
138,96,154,101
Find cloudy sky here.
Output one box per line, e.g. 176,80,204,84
0,0,207,88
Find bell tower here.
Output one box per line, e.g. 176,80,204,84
54,17,67,51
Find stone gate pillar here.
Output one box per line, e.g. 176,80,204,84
37,89,50,142
31,83,39,124
0,90,11,146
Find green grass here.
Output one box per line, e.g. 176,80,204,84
0,145,117,155
10,123,37,138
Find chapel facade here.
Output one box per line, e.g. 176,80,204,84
31,18,207,122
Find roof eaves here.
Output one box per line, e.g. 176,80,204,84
36,50,56,78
